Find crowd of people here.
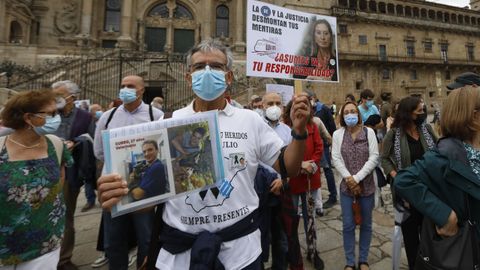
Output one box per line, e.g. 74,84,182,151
0,38,479,270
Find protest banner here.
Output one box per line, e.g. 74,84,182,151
266,84,294,105
102,111,224,217
247,0,339,83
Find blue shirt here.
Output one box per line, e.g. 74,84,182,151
358,104,380,124
268,121,292,146
139,159,168,198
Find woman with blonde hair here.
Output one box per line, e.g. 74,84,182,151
0,90,73,270
395,85,480,269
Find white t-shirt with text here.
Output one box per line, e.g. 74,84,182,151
156,101,284,270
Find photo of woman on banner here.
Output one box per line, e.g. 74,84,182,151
127,140,169,202
295,17,338,82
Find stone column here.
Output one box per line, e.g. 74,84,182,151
117,0,135,48
75,0,93,46
80,0,93,35
234,0,245,52
0,0,7,43
202,0,213,39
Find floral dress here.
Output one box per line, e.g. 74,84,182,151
464,142,480,179
0,137,73,266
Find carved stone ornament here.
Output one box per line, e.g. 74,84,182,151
54,0,80,35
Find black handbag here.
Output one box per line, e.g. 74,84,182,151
415,195,480,270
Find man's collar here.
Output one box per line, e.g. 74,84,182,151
264,117,279,128
189,99,234,116
121,102,145,114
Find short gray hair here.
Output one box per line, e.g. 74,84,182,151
186,39,233,70
51,80,80,94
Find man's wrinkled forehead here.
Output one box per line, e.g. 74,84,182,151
190,49,227,66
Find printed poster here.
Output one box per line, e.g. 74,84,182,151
247,0,339,82
102,111,224,217
266,84,294,106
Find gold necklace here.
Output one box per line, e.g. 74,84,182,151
8,136,41,149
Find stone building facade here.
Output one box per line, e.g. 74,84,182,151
1,0,480,105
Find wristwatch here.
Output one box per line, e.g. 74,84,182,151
291,129,308,140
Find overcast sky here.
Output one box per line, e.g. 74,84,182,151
427,0,470,8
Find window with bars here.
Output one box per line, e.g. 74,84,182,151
411,69,418,80
382,68,390,80
216,5,229,37
467,45,475,61
440,43,448,62
379,45,387,61
339,24,348,34
359,35,367,45
104,0,121,32
406,40,415,57
424,41,432,52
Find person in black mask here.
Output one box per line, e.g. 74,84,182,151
380,96,438,270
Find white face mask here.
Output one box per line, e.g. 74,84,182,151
265,105,282,122
253,108,264,117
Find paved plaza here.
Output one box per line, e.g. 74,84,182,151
72,171,409,270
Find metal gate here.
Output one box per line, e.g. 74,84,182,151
11,50,191,111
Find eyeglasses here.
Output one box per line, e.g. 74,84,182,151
191,62,227,72
34,111,58,118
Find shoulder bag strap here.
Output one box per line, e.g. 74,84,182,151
105,107,119,129
45,134,63,166
149,104,154,121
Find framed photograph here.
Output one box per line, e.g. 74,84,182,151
102,111,224,217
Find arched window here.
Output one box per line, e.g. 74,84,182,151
437,11,443,21
465,16,470,25
379,2,386,13
413,7,419,18
405,6,412,17
9,21,23,43
421,8,427,19
458,15,464,24
396,5,404,16
359,0,367,11
104,0,121,32
216,5,229,37
369,1,377,12
349,0,357,9
451,13,457,24
428,10,435,20
148,2,169,18
387,3,395,14
174,3,193,19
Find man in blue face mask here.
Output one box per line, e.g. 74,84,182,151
97,39,312,270
358,88,381,125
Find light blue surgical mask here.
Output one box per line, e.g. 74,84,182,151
344,113,358,127
33,114,61,135
119,88,138,104
366,100,374,108
95,111,103,119
191,65,227,101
